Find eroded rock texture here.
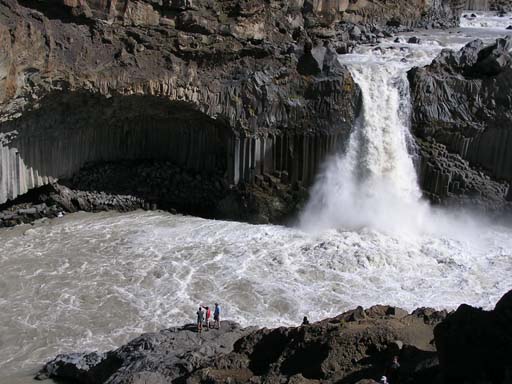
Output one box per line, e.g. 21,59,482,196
409,37,512,210
37,305,448,384
465,0,512,12
1,0,363,222
0,0,463,222
36,290,512,384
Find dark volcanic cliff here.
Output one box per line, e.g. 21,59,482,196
0,0,465,223
409,37,512,209
0,0,364,223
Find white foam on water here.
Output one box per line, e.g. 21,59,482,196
299,36,465,238
1,211,512,382
300,60,424,235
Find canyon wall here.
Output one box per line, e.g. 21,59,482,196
0,0,465,220
304,0,464,27
0,0,364,209
465,0,490,9
409,37,512,208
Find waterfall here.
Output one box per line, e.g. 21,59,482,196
300,60,429,235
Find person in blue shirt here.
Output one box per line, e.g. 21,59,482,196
196,306,204,333
213,303,221,329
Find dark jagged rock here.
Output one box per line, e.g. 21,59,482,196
67,160,228,217
37,290,512,384
434,290,512,384
36,321,256,384
34,352,123,383
409,37,512,210
297,41,323,76
37,306,448,384
490,0,512,12
416,138,510,210
0,181,147,228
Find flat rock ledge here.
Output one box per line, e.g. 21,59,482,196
33,290,512,384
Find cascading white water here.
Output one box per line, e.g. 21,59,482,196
300,58,429,235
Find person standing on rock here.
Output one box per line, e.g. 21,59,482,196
202,305,211,330
385,356,400,383
196,306,204,333
214,303,221,329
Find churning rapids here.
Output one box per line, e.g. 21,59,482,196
2,17,512,384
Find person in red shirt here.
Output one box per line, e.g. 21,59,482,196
202,306,211,330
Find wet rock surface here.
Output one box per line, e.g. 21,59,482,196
409,37,512,210
36,321,257,384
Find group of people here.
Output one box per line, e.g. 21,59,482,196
196,303,220,333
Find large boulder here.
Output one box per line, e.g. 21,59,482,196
434,290,512,384
36,321,256,383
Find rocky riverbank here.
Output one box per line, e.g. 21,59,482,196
0,157,308,227
0,182,146,228
35,289,512,384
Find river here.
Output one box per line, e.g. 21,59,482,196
1,13,512,384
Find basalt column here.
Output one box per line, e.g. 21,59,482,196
228,133,344,187
0,92,230,205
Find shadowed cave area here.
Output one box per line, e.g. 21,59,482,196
0,92,233,217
